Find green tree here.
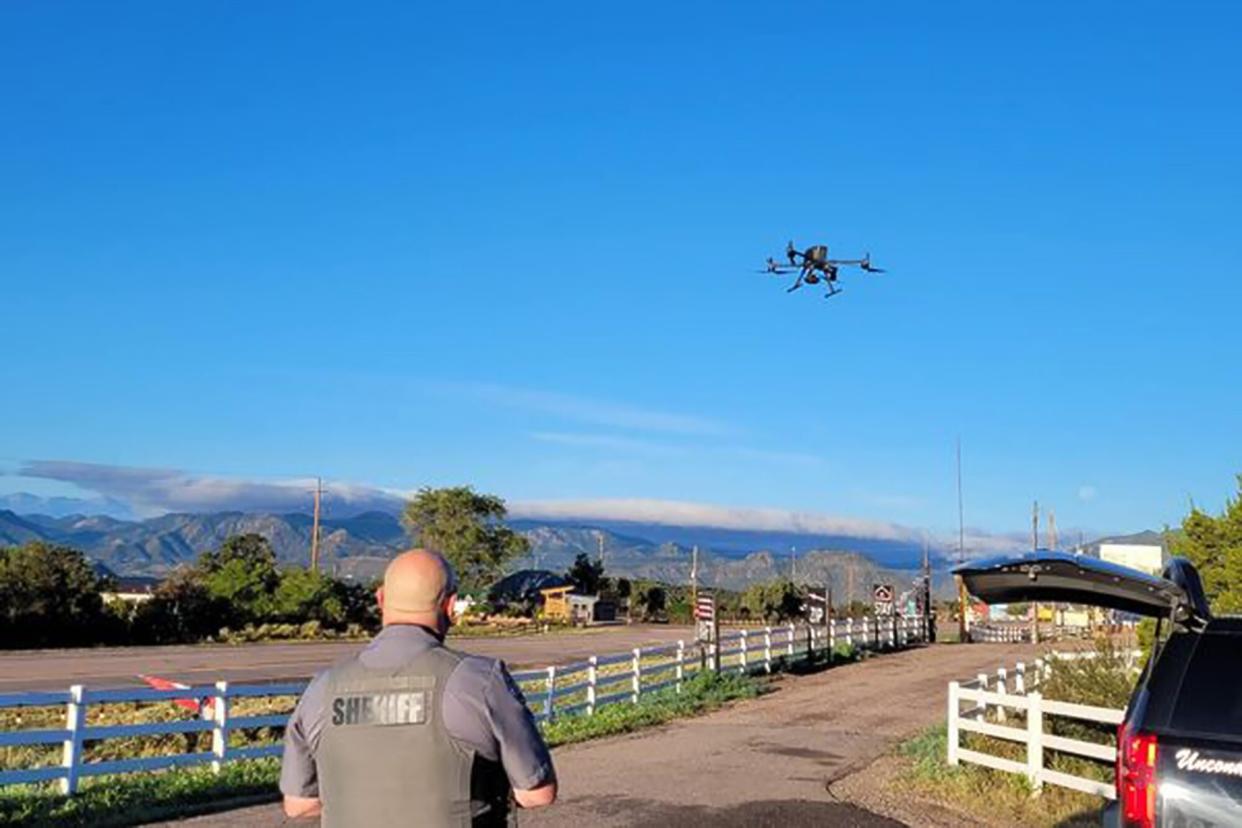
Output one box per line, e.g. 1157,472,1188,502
196,533,281,625
567,552,605,595
636,583,666,619
1167,476,1242,615
0,542,115,648
402,487,530,591
273,568,345,626
741,579,804,622
131,568,230,644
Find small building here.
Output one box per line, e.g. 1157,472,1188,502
1099,543,1164,576
101,576,159,605
538,586,616,625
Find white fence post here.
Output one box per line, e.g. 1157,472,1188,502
947,681,960,766
60,684,86,795
631,648,642,703
1027,691,1044,793
739,630,748,674
847,618,854,648
675,641,685,693
763,627,772,673
544,666,557,722
829,618,837,653
786,623,795,657
1015,662,1026,695
976,673,989,721
212,680,230,774
586,656,598,715
995,669,1008,723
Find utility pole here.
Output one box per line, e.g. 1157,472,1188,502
957,438,969,643
690,545,699,608
1048,509,1058,551
923,534,933,642
790,546,797,583
1031,500,1040,644
310,477,322,574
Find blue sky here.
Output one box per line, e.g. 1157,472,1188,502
2,2,1239,544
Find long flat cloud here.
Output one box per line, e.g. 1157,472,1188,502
16,460,405,516
13,459,1029,554
440,382,736,436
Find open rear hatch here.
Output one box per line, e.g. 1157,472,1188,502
954,551,1208,623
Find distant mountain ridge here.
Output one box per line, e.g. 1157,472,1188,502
0,507,940,596
0,506,1150,597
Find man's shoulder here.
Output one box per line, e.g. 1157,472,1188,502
443,649,507,691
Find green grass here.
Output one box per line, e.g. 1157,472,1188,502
896,724,1104,827
0,671,762,827
543,671,761,747
0,759,281,828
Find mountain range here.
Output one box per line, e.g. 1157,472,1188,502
0,507,947,596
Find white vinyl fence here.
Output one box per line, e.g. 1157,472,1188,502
1,615,927,795
946,653,1131,799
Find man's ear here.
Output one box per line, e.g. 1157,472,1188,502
444,592,458,620
375,586,385,610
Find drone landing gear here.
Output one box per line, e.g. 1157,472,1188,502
824,286,843,299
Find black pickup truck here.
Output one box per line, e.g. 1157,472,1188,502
955,551,1242,827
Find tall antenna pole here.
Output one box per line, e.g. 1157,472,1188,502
1049,509,1058,551
597,531,605,568
956,438,968,642
690,545,699,608
310,477,322,574
791,546,797,583
1031,499,1040,644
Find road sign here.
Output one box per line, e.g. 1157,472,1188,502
804,591,827,624
694,595,716,643
873,583,894,616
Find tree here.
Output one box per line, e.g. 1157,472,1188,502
636,583,666,619
567,553,605,595
131,567,230,644
196,533,281,625
741,579,805,622
0,542,115,647
1168,476,1242,615
273,568,346,626
401,486,530,591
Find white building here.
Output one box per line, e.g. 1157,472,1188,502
1099,543,1164,576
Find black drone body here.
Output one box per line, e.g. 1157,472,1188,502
760,241,885,298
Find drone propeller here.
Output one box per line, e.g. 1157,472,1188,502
861,253,885,273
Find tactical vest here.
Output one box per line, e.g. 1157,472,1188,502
318,644,513,827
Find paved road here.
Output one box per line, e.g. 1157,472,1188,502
0,626,695,692
164,641,1037,827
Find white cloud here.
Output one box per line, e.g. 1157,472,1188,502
14,459,1029,557
17,460,406,517
529,431,822,467
1078,485,1098,502
509,496,1027,555
441,381,735,436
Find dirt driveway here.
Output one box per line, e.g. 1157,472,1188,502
167,641,1037,827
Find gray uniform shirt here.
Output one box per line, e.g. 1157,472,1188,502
280,625,555,798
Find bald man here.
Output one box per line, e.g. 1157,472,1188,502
280,550,557,826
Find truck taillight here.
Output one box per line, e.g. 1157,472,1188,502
1117,724,1158,828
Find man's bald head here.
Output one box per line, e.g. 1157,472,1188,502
379,549,458,629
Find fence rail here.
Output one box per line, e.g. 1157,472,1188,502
1,614,927,795
946,653,1130,800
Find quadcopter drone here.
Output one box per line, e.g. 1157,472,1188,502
760,241,885,298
